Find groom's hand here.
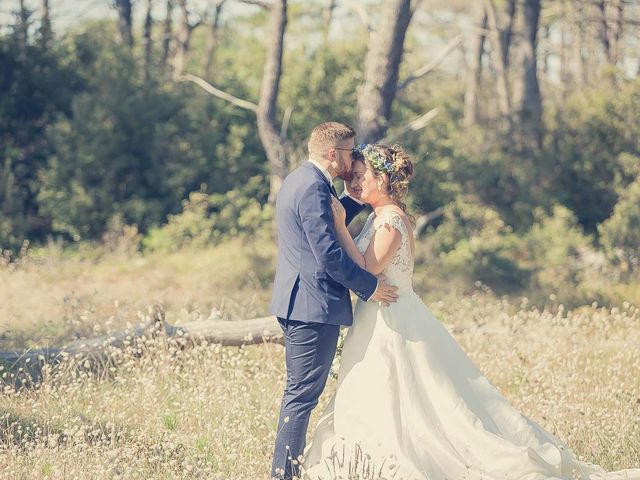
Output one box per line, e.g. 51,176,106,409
370,275,398,306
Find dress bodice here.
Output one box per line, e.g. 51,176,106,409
354,210,414,295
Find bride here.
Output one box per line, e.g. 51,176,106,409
300,143,640,480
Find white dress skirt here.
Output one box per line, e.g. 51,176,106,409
301,211,640,480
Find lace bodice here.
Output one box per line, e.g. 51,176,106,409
355,210,414,295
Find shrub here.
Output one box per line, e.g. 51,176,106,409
599,175,640,272
523,205,609,307
142,176,273,252
429,196,530,292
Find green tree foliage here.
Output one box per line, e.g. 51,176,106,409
36,28,264,241
0,29,81,249
544,80,640,233
1,8,639,307
143,175,272,251
428,195,530,291
599,175,640,272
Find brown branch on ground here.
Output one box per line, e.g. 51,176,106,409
0,306,283,386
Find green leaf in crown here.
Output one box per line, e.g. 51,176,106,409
354,143,395,175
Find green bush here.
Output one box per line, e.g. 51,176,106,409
599,176,640,272
143,176,273,252
0,31,81,250
544,79,640,233
428,196,531,292
523,205,610,307
424,200,621,307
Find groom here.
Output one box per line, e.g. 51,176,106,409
270,122,398,479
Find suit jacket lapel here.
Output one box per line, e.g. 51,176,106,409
304,162,337,197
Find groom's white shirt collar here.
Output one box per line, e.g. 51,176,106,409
308,158,333,185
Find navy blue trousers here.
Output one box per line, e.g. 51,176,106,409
271,317,340,480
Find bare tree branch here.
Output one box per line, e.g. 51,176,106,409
397,34,463,92
323,0,338,43
237,0,272,9
410,0,424,15
381,108,440,143
178,73,259,111
414,206,445,237
280,106,293,141
172,0,209,79
180,0,289,203
344,0,372,32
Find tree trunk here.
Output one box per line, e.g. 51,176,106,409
161,0,173,72
597,0,624,66
114,0,134,47
500,0,517,70
0,309,284,385
177,0,290,203
172,0,206,80
576,2,589,85
172,0,190,79
559,2,570,90
39,0,52,46
483,0,511,122
541,24,550,77
323,0,337,45
258,0,289,203
17,0,29,48
586,5,598,84
357,0,416,143
464,4,487,127
144,0,154,81
204,0,226,80
517,0,543,150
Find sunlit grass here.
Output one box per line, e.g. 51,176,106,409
0,246,639,478
0,239,274,350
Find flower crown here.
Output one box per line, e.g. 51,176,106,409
353,143,395,175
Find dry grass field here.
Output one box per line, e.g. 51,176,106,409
1,243,639,479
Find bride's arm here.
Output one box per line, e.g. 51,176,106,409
331,197,402,275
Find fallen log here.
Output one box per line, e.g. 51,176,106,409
168,315,284,347
0,306,284,376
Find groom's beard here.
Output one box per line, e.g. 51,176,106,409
336,157,352,180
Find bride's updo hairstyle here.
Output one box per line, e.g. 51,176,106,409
355,143,415,223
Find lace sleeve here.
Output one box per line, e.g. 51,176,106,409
371,211,414,277
373,212,408,242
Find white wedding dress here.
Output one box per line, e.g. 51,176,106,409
302,210,640,480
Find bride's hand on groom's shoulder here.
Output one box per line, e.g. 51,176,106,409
330,196,346,228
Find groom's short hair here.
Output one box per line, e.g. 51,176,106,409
308,122,356,155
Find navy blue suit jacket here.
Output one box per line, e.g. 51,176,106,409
269,162,378,326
